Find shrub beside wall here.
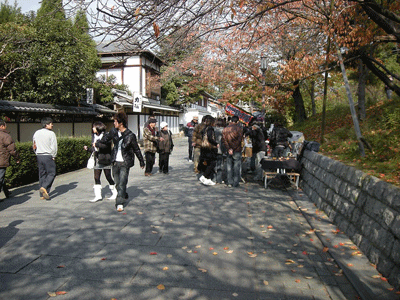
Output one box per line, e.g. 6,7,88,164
300,150,400,289
5,137,92,188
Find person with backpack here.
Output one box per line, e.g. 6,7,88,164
270,122,293,157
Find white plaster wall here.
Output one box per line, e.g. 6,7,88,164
124,66,141,94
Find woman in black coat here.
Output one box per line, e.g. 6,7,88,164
199,116,218,186
84,121,116,202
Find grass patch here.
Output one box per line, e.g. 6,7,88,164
291,98,400,187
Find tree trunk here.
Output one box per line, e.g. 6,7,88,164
292,80,307,123
310,80,316,117
336,44,365,157
357,59,367,121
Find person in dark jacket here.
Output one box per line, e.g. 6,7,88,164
222,116,243,187
157,121,174,174
84,121,116,203
199,116,218,186
98,112,145,212
0,120,19,199
247,124,266,181
270,122,293,157
185,116,198,162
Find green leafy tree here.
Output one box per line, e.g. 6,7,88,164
7,0,101,105
93,74,131,104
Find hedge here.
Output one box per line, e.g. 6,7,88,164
5,136,92,188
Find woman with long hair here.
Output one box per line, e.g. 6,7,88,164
84,121,117,202
199,116,218,186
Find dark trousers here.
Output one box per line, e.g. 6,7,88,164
159,152,170,174
112,161,130,207
203,159,216,180
0,168,6,193
216,154,226,184
37,155,56,193
188,136,193,160
145,152,156,173
94,169,114,185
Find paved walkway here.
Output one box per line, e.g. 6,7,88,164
0,137,398,300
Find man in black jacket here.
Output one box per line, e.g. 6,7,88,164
98,112,145,212
247,124,266,181
270,123,293,157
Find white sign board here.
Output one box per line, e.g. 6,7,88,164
133,93,142,112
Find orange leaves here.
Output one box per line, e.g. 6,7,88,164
48,291,67,297
153,22,160,38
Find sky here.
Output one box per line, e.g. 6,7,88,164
13,0,41,13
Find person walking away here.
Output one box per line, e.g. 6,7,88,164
247,124,266,181
98,112,145,212
143,119,164,176
84,121,116,203
185,116,198,162
270,122,293,157
214,118,227,184
222,116,244,188
0,120,19,199
192,115,209,173
199,116,218,186
157,121,174,174
33,117,57,200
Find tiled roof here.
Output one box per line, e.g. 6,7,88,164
0,100,115,115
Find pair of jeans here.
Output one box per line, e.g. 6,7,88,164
188,137,193,160
215,154,225,184
254,151,266,180
158,152,170,174
37,155,56,193
112,161,130,207
145,152,156,173
226,151,242,187
0,168,6,193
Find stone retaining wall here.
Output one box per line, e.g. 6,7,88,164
299,150,400,289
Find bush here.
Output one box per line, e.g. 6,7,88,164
5,136,92,188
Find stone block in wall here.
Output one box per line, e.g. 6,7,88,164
335,215,350,233
362,175,382,197
351,207,363,225
391,239,400,265
382,207,396,229
367,244,380,265
355,190,368,208
389,266,400,291
360,214,375,238
382,184,400,210
348,186,361,205
341,201,355,219
377,256,395,279
352,232,363,247
332,194,342,209
332,177,341,194
370,224,394,258
360,236,372,259
347,223,358,240
391,215,400,240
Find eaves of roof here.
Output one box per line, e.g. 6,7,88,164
0,100,112,116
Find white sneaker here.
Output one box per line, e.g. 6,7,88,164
117,205,124,212
89,197,102,203
199,175,206,183
204,179,216,186
188,159,193,162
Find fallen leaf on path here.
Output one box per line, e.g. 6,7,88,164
152,231,158,234
295,279,301,283
101,258,107,260
249,254,257,258
198,268,207,273
150,252,157,255
305,276,313,279
167,254,173,258
226,250,234,254
285,259,296,264
232,292,239,297
224,247,229,250
381,277,388,281
267,225,273,229
263,280,269,285
157,284,165,290
372,275,381,278
247,237,254,240
163,267,169,270
56,291,67,295
57,265,65,268
302,251,308,255
323,247,329,252
195,245,201,248
213,252,218,255
47,292,56,297
347,263,353,267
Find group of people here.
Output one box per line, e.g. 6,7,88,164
185,115,293,187
83,113,174,212
0,113,174,213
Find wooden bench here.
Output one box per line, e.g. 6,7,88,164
263,171,279,189
286,172,300,189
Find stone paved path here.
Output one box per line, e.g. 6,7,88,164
0,137,397,300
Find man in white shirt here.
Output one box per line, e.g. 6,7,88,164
33,117,57,200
